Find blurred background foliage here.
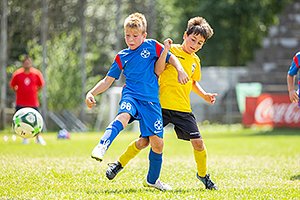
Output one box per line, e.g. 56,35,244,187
3,0,292,111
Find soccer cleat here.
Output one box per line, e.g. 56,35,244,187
91,144,107,162
106,161,123,180
35,135,46,146
22,138,29,145
143,179,172,191
196,173,218,190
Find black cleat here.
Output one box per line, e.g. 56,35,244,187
106,161,123,180
196,173,218,190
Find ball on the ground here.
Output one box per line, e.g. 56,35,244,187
12,107,44,138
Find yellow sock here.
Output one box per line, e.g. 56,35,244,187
119,140,141,167
194,147,207,177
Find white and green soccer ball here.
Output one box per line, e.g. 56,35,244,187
12,107,44,138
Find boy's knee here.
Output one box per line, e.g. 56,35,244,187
135,138,149,150
149,136,164,153
116,113,131,127
191,138,205,151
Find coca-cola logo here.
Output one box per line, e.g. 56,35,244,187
255,97,300,124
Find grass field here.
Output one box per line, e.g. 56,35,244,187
0,125,299,200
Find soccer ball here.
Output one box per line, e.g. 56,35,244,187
12,107,44,138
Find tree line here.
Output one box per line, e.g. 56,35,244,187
0,0,292,128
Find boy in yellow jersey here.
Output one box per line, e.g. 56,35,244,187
105,16,218,190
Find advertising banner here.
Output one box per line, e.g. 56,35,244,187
243,93,300,127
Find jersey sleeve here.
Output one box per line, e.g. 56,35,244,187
107,54,123,79
154,40,171,62
36,70,45,88
10,74,17,88
288,52,300,76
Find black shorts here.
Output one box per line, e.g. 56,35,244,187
162,108,201,141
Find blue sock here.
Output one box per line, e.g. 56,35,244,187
99,120,123,149
147,148,162,184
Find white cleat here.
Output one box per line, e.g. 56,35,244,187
36,135,46,146
143,179,172,191
91,144,107,162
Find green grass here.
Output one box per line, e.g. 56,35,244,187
0,125,299,199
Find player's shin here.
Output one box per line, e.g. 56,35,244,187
99,119,124,148
119,140,141,167
194,147,207,177
146,148,162,184
91,120,124,162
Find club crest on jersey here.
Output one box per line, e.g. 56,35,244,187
192,63,196,73
24,77,31,86
141,48,150,58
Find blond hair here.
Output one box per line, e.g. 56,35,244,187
186,17,213,41
124,12,147,33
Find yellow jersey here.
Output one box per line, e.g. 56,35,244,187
159,44,201,112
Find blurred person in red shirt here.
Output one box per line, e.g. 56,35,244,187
10,55,46,145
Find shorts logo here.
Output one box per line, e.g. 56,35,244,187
154,119,163,131
120,102,132,111
141,49,150,58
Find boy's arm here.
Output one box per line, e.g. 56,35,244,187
155,38,189,84
168,54,189,84
192,80,217,104
287,74,299,103
10,76,18,91
85,76,115,108
155,39,171,76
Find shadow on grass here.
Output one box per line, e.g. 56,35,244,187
290,174,300,181
86,187,205,194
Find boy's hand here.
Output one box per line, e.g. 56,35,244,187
204,93,218,104
289,90,299,103
85,92,96,108
177,68,189,84
163,38,172,51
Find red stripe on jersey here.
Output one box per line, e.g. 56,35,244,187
293,55,300,68
155,42,163,57
115,54,123,70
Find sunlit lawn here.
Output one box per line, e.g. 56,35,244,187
0,125,299,199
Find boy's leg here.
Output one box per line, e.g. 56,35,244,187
91,119,124,161
143,135,171,191
91,113,130,162
106,138,149,180
92,98,137,162
192,139,217,190
119,138,149,167
192,139,207,177
169,110,217,190
146,135,163,184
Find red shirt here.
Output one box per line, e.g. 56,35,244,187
10,67,45,107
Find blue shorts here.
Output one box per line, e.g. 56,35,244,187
118,96,163,138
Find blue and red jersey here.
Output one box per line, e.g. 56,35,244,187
288,51,300,90
107,39,171,103
288,52,300,76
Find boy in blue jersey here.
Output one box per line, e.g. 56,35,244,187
287,51,300,105
85,12,188,191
